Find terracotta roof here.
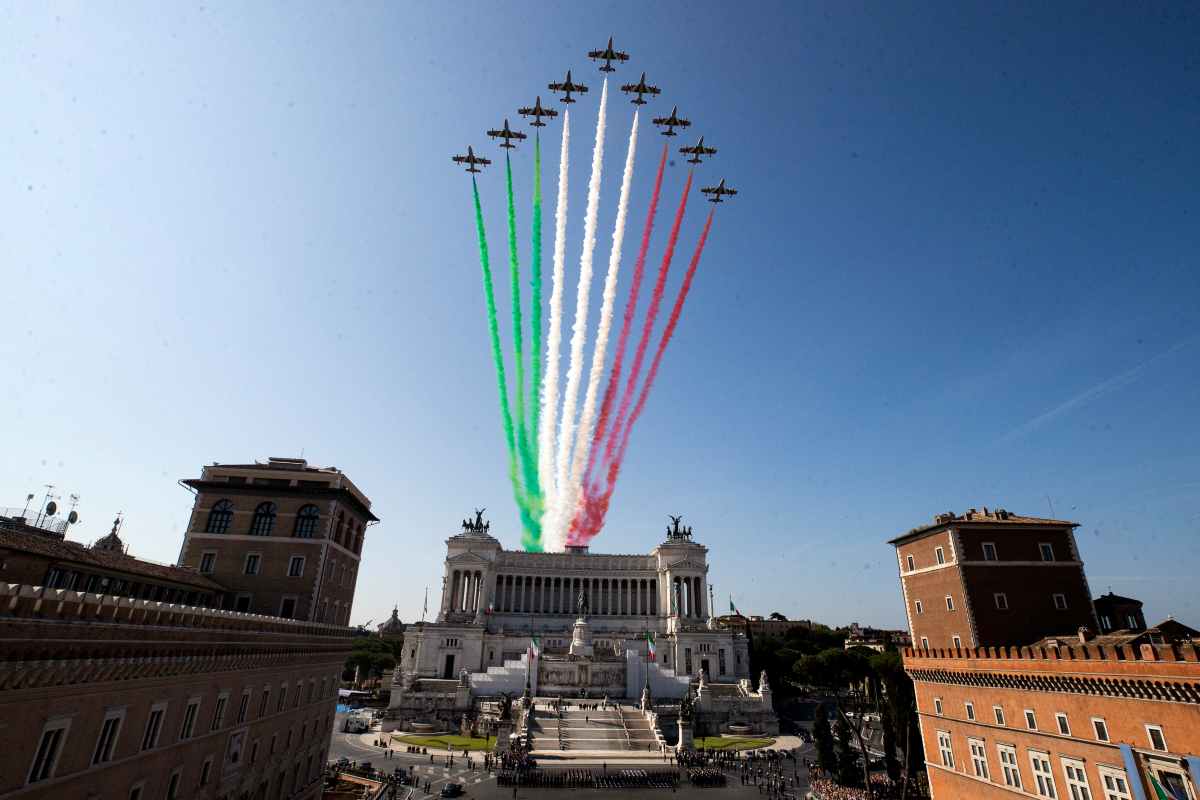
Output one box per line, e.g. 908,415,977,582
1035,619,1200,650
0,525,224,591
889,507,1077,544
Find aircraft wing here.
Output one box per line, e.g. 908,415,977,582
548,82,566,91
614,52,630,61
725,187,737,195
476,155,491,165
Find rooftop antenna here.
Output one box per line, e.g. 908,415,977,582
21,492,34,518
35,484,56,526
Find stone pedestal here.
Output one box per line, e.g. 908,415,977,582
676,719,694,752
569,617,594,657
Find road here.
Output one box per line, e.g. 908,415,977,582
327,713,816,800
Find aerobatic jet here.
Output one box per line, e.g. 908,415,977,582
548,70,589,103
588,36,630,72
679,136,717,164
486,119,527,149
620,72,661,105
517,96,559,127
451,146,491,173
652,105,691,136
701,179,738,203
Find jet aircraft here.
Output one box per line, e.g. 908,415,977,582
620,72,661,105
548,70,589,104
517,96,559,127
486,119,527,149
451,146,491,174
679,136,717,164
588,37,630,72
701,179,738,203
651,105,691,136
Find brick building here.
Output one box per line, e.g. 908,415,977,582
1,457,376,799
890,507,1098,651
893,508,1200,799
0,583,350,799
177,458,377,623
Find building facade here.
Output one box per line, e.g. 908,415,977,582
890,507,1098,651
893,507,1200,800
905,640,1200,800
177,458,377,623
389,515,773,736
0,583,351,800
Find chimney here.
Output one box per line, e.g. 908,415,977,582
1077,626,1093,644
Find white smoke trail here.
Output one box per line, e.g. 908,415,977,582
564,110,639,525
538,109,570,521
547,79,608,552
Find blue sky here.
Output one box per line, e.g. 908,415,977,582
3,2,1197,630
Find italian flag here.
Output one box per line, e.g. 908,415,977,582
1150,773,1186,800
729,595,740,616
646,632,656,659
528,636,540,661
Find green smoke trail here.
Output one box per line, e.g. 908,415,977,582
529,133,544,493
505,153,543,548
472,176,541,550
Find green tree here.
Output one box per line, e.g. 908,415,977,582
344,637,400,683
813,703,836,774
881,702,901,780
834,714,860,786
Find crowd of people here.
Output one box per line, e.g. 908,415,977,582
808,774,907,799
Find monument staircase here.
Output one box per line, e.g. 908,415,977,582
529,703,660,755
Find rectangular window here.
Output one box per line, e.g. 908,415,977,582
129,783,145,800
1056,712,1071,736
199,552,216,574
937,730,954,769
935,547,946,565
953,635,963,649
1062,758,1092,800
995,592,1009,610
244,554,261,575
92,710,124,765
29,719,70,783
965,702,975,721
1100,614,1112,631
1126,614,1138,629
249,739,259,765
1054,593,1068,610
279,597,296,619
277,683,287,713
166,768,181,800
1097,766,1132,800
1025,710,1037,730
1146,725,1167,751
234,594,251,612
998,744,1022,789
200,757,213,786
294,681,302,708
141,704,166,751
237,690,251,724
915,599,924,615
906,554,915,571
969,738,989,780
982,542,997,561
1040,543,1055,561
288,556,305,577
993,706,1005,726
920,636,929,650
1092,718,1109,742
179,698,201,740
934,697,943,716
718,649,727,675
946,595,955,611
211,694,228,731
1030,752,1058,798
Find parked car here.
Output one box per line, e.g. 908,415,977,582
440,783,464,797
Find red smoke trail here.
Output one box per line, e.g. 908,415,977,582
599,170,693,479
570,205,715,544
582,142,668,486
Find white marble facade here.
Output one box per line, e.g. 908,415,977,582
395,517,750,698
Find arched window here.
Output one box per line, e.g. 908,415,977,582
204,499,234,534
249,502,277,536
334,511,345,546
293,504,320,538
